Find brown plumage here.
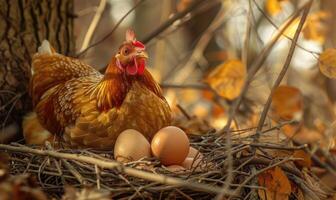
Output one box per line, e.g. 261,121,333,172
27,30,172,149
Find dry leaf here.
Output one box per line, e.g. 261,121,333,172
293,150,312,168
319,48,336,79
266,0,290,16
302,11,330,44
258,166,292,200
271,85,303,121
205,59,246,100
282,125,328,147
62,186,111,200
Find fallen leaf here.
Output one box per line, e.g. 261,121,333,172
282,125,328,147
271,85,304,121
258,166,292,200
62,186,111,200
293,150,312,168
205,59,246,100
319,48,336,79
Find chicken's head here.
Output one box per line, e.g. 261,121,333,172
115,29,148,75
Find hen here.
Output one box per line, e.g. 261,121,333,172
26,30,172,149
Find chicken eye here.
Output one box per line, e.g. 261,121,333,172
123,48,130,55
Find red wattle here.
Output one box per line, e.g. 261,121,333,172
137,58,145,75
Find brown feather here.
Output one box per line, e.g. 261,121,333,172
30,44,172,149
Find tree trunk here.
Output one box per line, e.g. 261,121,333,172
0,0,74,142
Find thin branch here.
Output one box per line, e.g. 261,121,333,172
0,144,229,195
79,0,107,52
255,0,313,139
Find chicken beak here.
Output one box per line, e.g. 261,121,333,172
136,51,148,59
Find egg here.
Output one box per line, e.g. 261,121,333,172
181,157,202,170
151,126,189,165
166,165,185,173
114,129,151,163
187,146,203,159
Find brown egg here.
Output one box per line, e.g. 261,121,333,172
181,157,202,170
166,165,185,173
151,126,189,165
114,129,151,163
188,146,203,159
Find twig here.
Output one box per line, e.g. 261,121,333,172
248,143,307,150
255,0,312,140
0,144,228,195
95,165,101,190
46,142,86,184
79,0,107,52
176,104,192,120
77,0,146,57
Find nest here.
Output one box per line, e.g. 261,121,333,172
0,131,335,199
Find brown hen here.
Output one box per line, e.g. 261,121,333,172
26,30,172,149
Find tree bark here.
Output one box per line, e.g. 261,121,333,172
0,0,74,140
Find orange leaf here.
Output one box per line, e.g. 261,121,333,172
271,85,303,121
258,166,291,200
293,150,312,168
205,59,246,100
319,48,336,79
302,11,330,44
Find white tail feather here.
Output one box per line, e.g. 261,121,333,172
38,40,52,54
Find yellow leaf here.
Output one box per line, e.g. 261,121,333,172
271,85,303,121
302,11,330,44
319,48,336,79
258,166,291,200
266,0,289,16
205,59,246,100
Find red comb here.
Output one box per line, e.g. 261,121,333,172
132,40,145,49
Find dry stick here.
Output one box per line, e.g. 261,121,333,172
79,0,107,52
46,142,86,185
248,143,307,151
255,0,313,140
77,0,146,57
0,144,228,195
